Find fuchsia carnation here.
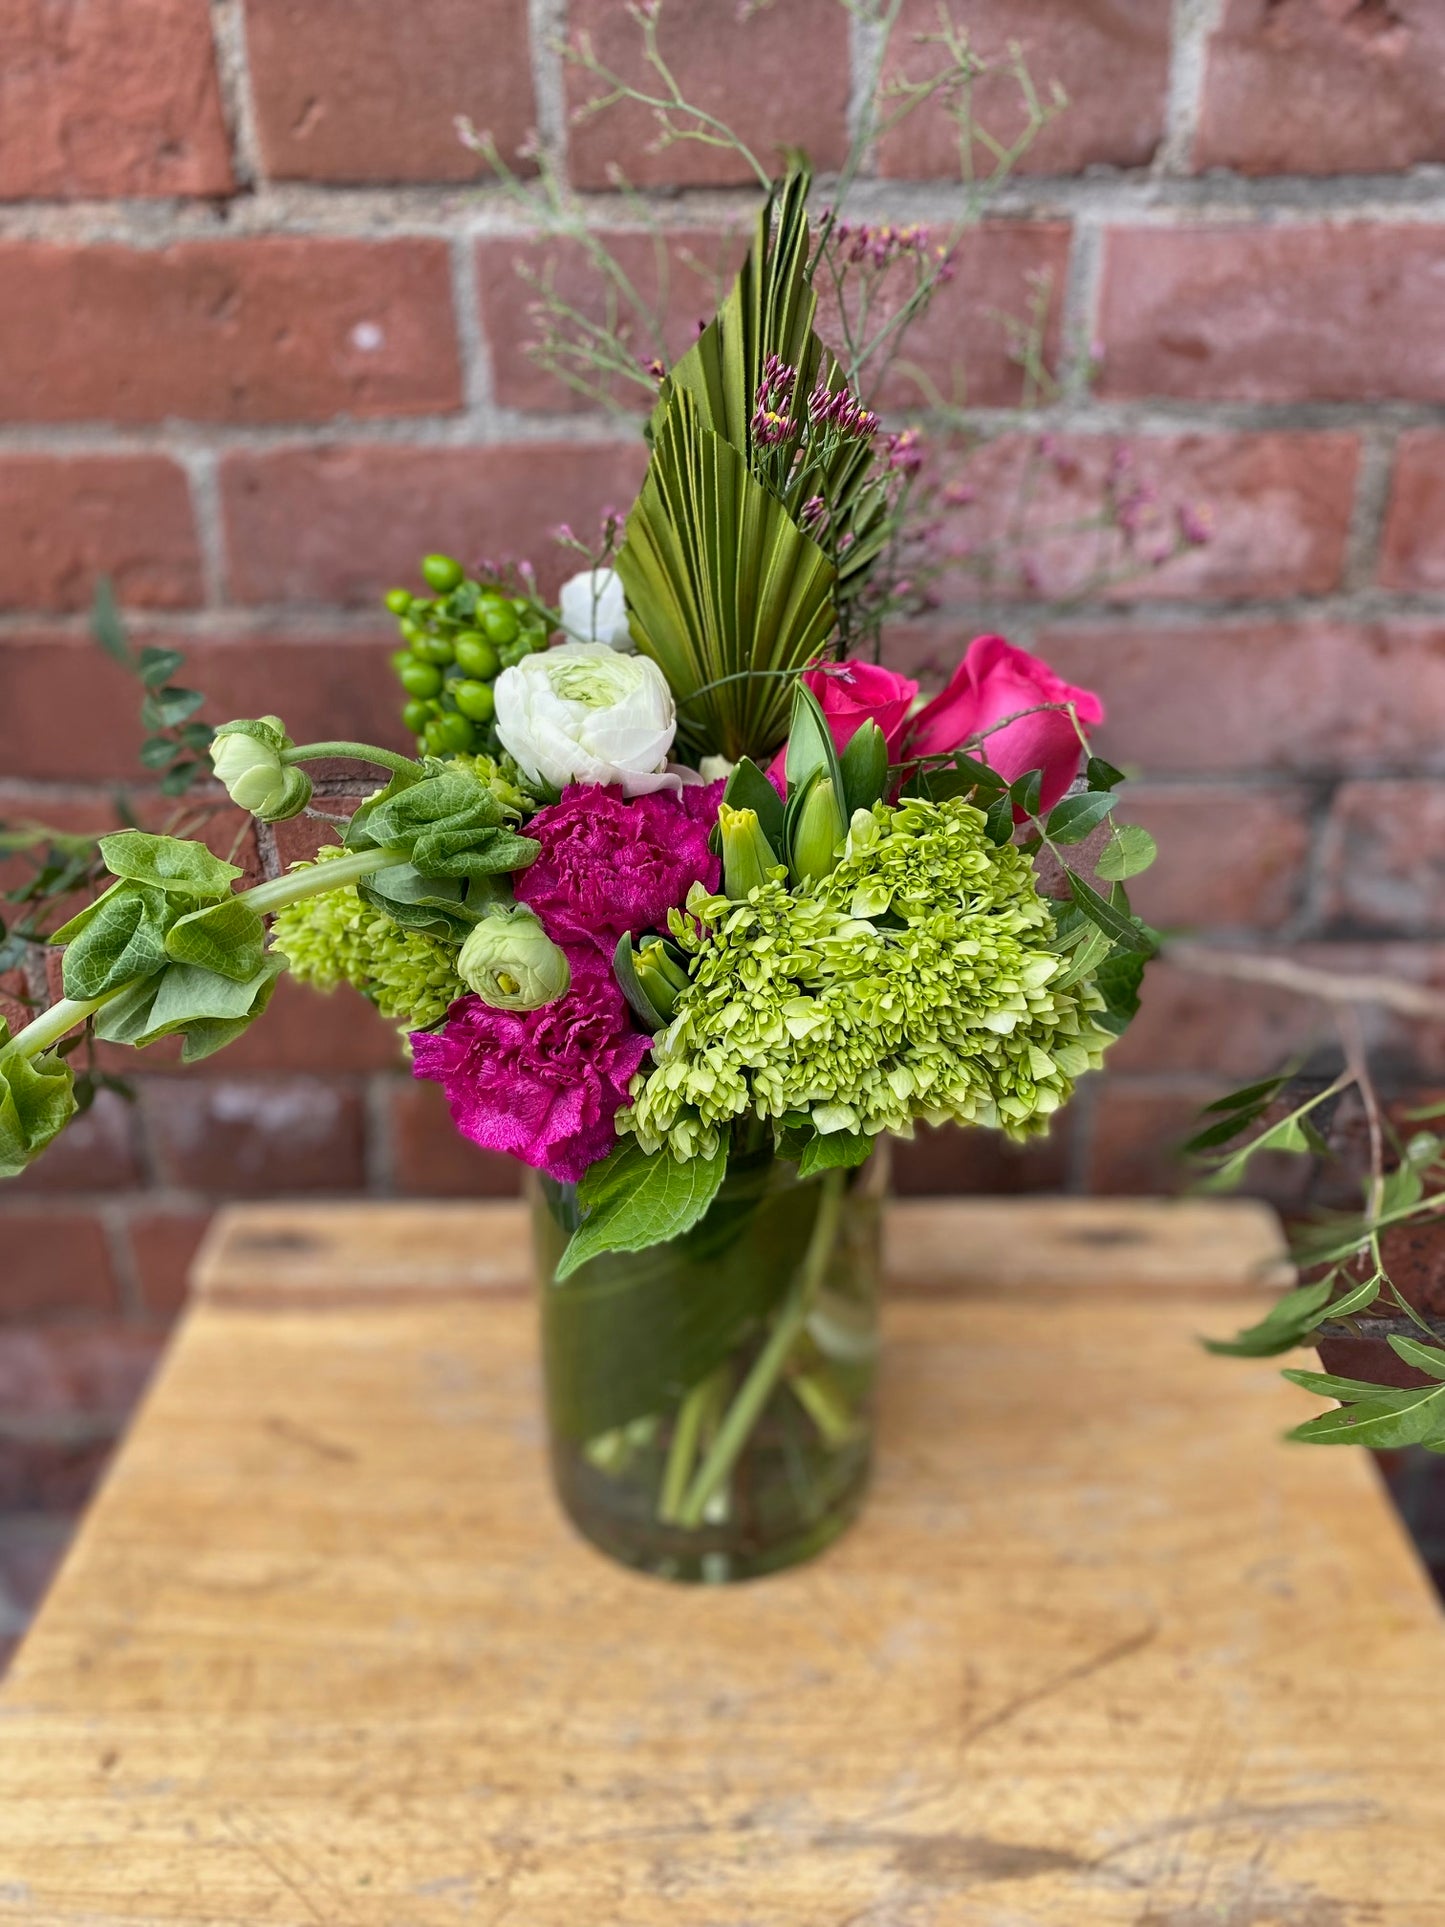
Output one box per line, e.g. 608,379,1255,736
514,782,724,955
411,945,651,1184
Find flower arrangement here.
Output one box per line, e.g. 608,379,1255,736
0,162,1168,1575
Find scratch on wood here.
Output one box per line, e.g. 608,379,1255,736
959,1621,1159,1751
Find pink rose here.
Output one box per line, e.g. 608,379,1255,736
906,635,1104,812
768,661,919,783
411,945,651,1184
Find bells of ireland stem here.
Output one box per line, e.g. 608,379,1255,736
789,774,847,887
718,804,780,900
210,718,312,822
457,906,571,1012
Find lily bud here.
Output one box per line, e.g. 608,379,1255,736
789,775,847,886
633,937,690,1024
719,804,780,900
210,718,312,822
457,906,571,1011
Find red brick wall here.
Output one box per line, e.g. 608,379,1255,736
4,1,1445,1613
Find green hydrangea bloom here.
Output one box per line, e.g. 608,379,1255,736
269,846,465,1031
623,796,1115,1162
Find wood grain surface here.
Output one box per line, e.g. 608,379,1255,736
0,1200,1440,1924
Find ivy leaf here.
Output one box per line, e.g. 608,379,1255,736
796,1129,873,1177
0,1050,77,1179
556,1141,728,1282
138,737,179,770
1045,790,1117,844
1095,824,1158,882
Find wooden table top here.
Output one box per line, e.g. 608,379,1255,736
1,1196,1441,1924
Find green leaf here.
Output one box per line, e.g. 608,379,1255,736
1086,755,1126,791
840,719,888,817
796,1130,873,1177
556,1140,728,1283
950,752,1008,795
1095,824,1158,882
356,864,503,942
1203,1277,1337,1357
1387,1334,1445,1381
138,737,179,771
785,679,845,800
163,897,267,983
1283,1366,1406,1402
1045,790,1117,844
55,883,173,999
612,934,668,1034
1202,1075,1293,1117
346,766,538,883
1008,768,1042,817
158,762,203,798
97,832,240,898
983,793,1015,846
90,579,131,668
137,647,186,690
538,1154,818,1441
93,955,284,1062
619,388,837,762
1090,947,1148,1036
1064,870,1156,955
0,1049,77,1179
717,756,785,853
141,686,206,730
1288,1382,1445,1449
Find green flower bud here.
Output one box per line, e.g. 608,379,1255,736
457,906,571,1011
719,804,780,900
421,553,464,593
789,775,846,886
210,718,312,822
633,937,690,1024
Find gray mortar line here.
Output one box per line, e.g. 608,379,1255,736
1157,0,1225,178
208,0,264,191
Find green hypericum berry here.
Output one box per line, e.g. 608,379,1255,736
421,554,464,593
526,629,549,654
454,633,500,680
481,604,520,645
412,635,455,666
389,647,413,674
452,680,495,723
498,638,531,669
401,699,431,734
398,660,443,699
384,589,413,616
433,712,475,753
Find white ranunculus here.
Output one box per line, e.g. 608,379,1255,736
494,642,679,796
558,567,636,652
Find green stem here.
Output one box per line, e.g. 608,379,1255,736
281,742,420,779
2,988,127,1063
677,1169,846,1530
658,1371,718,1525
1,843,411,1067
245,843,410,915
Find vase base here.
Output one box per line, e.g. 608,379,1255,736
550,1444,872,1585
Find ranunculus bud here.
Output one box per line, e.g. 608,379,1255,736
789,774,846,886
494,642,678,796
719,804,780,900
457,906,571,1011
558,566,636,652
210,718,313,822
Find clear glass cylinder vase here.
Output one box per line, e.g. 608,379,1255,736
530,1148,886,1583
